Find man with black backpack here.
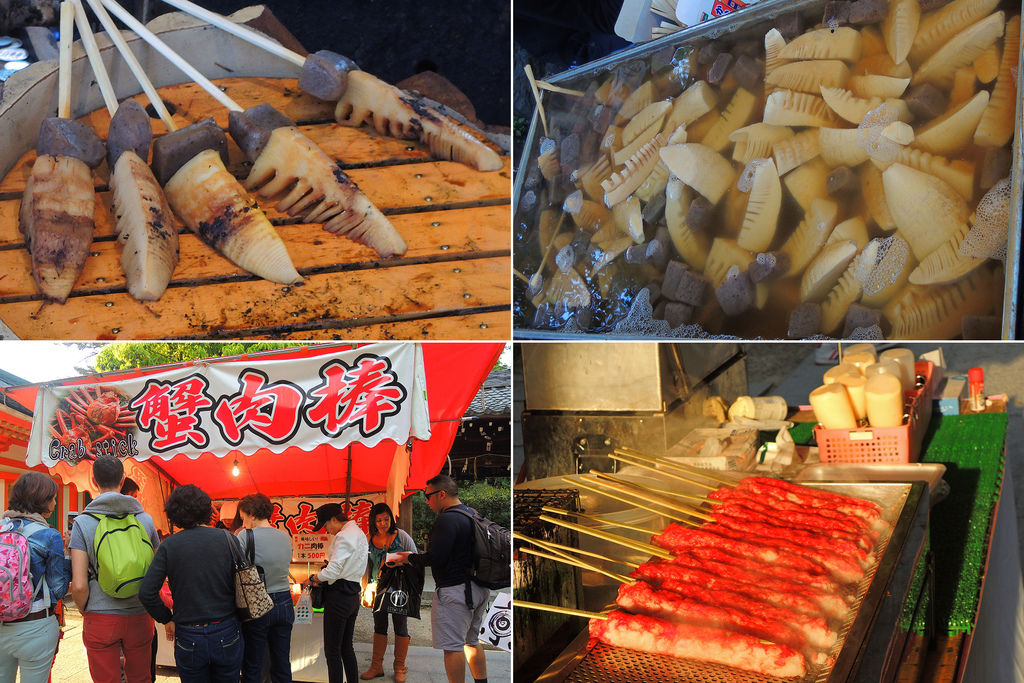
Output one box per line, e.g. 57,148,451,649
69,456,160,683
396,474,506,683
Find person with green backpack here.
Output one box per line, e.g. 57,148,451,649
70,455,160,683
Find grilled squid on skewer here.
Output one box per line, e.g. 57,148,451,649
229,104,406,258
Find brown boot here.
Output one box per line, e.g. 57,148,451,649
361,633,388,679
393,635,411,682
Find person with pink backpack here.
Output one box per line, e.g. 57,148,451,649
0,472,72,682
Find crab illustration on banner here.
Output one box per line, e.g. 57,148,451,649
26,342,430,467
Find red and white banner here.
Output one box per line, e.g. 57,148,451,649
25,343,430,468
265,495,386,563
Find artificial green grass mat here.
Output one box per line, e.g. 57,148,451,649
919,412,1008,636
788,421,816,446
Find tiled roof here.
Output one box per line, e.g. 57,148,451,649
464,368,511,417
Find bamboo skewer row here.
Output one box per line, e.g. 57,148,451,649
513,600,610,620
515,528,641,568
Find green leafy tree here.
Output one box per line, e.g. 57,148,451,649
411,479,510,549
93,342,304,373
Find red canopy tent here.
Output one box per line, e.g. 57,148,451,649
0,342,503,502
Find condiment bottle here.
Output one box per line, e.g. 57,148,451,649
968,368,985,412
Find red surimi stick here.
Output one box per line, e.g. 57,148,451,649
736,477,883,523
707,509,870,562
589,610,807,678
712,496,873,551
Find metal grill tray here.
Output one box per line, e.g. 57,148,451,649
535,482,929,683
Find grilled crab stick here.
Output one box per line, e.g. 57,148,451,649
229,103,407,258
107,100,179,300
300,51,504,173
151,119,300,284
19,118,105,302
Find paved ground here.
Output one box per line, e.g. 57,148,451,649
42,569,511,683
743,341,1024,572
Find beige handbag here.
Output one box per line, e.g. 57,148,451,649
225,530,273,621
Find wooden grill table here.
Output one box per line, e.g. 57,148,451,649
0,74,510,339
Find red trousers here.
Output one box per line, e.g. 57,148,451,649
82,612,155,683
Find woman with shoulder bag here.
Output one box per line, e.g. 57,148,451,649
360,503,416,682
0,472,71,683
236,493,295,683
138,485,244,683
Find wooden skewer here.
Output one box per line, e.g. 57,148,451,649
157,0,305,68
82,0,176,131
535,81,585,97
520,547,632,584
611,449,718,491
98,0,242,112
514,600,609,620
570,475,695,524
58,1,75,118
513,269,530,284
538,513,672,560
529,212,566,294
608,452,721,499
588,471,713,522
515,529,640,569
616,447,738,487
542,505,652,535
523,64,548,138
70,0,117,116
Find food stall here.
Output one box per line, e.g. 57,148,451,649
512,0,1022,339
512,342,1023,682
0,340,503,681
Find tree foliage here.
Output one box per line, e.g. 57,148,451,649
93,342,305,373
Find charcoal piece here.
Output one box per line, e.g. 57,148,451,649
591,104,612,134
749,251,790,283
980,147,1011,190
905,83,948,121
788,302,823,338
848,0,887,25
107,99,153,168
732,55,763,92
848,324,884,340
646,238,670,271
228,103,295,161
642,194,666,224
653,299,668,320
774,12,803,41
518,190,537,214
569,229,592,255
523,166,542,191
36,118,105,169
715,268,754,316
842,303,882,337
685,196,715,232
707,52,734,85
732,41,762,59
645,280,662,304
574,307,594,330
822,1,851,26
662,260,708,306
827,166,858,196
556,244,576,274
698,41,724,66
962,315,1001,340
625,244,648,265
532,302,555,328
664,301,694,328
560,133,581,172
298,51,358,101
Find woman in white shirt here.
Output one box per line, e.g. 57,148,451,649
306,503,368,683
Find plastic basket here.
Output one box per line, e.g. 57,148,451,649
815,361,934,464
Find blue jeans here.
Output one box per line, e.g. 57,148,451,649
241,591,294,683
173,616,244,683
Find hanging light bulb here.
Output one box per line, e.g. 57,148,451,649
232,460,240,477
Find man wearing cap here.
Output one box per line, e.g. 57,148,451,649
396,474,489,683
307,503,368,683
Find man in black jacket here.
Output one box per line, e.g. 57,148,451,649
400,474,488,683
